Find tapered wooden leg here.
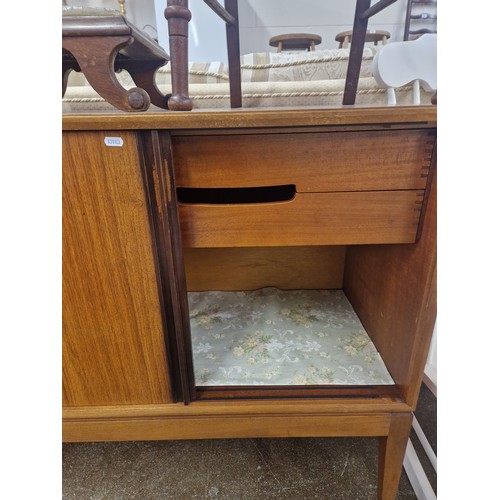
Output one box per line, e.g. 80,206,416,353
378,413,413,500
164,0,193,111
63,36,151,112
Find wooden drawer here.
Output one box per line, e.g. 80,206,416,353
172,129,435,193
179,190,424,248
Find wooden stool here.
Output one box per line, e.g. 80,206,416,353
269,33,322,52
62,7,172,112
335,29,390,48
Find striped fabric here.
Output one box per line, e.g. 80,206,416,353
66,61,228,89
63,78,433,113
157,61,228,84
240,48,378,83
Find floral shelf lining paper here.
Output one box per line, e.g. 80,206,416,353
188,287,394,386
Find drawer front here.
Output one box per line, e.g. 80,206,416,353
172,129,435,193
179,190,424,248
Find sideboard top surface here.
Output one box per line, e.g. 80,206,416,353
62,105,437,131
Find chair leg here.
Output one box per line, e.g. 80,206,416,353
378,413,413,500
164,0,193,111
343,0,371,105
224,0,242,108
412,79,421,105
387,87,397,105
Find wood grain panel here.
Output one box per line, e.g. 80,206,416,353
343,160,436,409
179,190,424,248
62,398,411,421
63,396,412,443
183,246,346,291
172,130,435,192
62,131,172,406
62,105,437,132
63,414,392,442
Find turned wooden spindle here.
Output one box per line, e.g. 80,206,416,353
118,0,126,16
164,0,193,111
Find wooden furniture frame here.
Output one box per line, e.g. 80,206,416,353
62,11,171,112
335,29,390,48
269,33,322,52
63,105,436,500
404,0,437,41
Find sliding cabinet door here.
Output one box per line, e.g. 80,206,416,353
62,130,177,407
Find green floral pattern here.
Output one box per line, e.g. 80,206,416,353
188,288,394,386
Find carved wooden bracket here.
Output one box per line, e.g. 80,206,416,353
62,11,170,112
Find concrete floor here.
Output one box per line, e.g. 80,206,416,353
62,384,436,499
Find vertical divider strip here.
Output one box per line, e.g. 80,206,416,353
139,130,195,404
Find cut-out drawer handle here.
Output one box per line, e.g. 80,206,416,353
177,185,296,205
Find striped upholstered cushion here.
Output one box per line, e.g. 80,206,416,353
66,61,228,88
157,61,229,84
240,47,378,83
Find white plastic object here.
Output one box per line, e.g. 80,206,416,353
372,34,437,105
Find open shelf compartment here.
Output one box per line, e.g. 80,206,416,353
189,287,394,387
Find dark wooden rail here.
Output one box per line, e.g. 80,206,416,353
203,0,242,108
203,0,236,25
343,0,398,105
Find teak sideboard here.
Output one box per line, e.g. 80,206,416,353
62,106,437,500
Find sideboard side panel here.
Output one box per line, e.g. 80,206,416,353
343,144,437,408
